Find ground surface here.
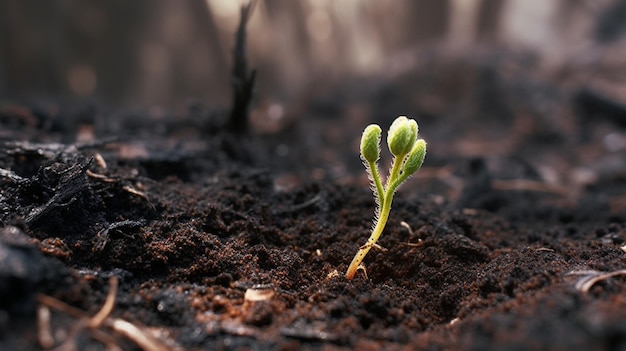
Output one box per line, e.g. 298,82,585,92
2,53,626,350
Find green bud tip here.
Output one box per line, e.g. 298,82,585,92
360,124,382,163
387,116,418,157
402,139,426,176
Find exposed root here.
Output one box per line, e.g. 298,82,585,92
404,240,424,248
356,264,369,280
359,242,387,252
122,185,154,209
401,221,424,248
37,305,54,349
569,269,626,294
400,221,414,235
37,276,178,351
87,275,118,328
86,169,116,182
87,168,154,209
110,319,171,351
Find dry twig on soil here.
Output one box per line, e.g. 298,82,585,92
37,276,177,351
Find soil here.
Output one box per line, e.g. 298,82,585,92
2,53,626,350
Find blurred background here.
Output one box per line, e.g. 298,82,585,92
2,0,626,208
2,0,626,110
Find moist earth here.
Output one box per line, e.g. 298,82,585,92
2,54,626,350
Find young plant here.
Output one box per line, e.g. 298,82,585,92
346,116,426,280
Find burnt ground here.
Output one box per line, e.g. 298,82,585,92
2,53,626,350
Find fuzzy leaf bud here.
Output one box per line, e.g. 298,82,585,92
360,124,382,163
402,139,426,176
387,116,418,157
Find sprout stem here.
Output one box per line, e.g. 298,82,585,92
368,160,385,207
346,154,403,280
346,116,426,280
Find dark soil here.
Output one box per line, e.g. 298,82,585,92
2,53,626,350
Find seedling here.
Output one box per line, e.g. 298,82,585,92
346,116,426,280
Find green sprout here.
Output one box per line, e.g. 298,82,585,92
346,116,426,280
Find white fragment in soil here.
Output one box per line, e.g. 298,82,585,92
621,244,626,253
603,132,626,152
244,287,275,302
432,194,445,206
268,103,284,121
570,167,597,187
462,208,479,216
326,270,340,280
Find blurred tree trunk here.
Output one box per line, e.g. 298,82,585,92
0,0,65,95
0,0,154,102
263,0,312,98
477,0,504,41
0,0,226,106
406,0,450,46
